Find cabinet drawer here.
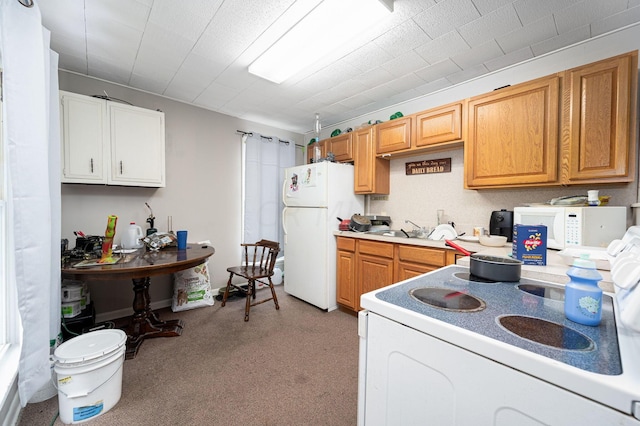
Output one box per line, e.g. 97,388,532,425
397,245,446,267
358,240,394,258
337,237,356,252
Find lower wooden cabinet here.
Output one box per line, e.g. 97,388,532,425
336,237,357,309
337,236,458,311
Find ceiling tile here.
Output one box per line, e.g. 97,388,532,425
374,19,432,57
350,67,396,88
591,6,640,37
451,39,504,69
338,93,378,110
415,31,470,64
415,59,462,82
484,46,533,71
413,0,481,39
381,50,431,77
553,0,628,34
496,15,557,53
472,0,514,15
342,43,395,73
512,0,580,25
458,4,522,47
86,0,151,32
414,77,454,94
148,0,223,42
530,25,591,56
446,63,488,84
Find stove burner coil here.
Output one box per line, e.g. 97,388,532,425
410,287,486,312
498,315,595,351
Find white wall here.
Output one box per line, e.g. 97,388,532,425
330,24,640,236
59,72,304,320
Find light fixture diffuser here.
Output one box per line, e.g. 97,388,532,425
249,0,393,84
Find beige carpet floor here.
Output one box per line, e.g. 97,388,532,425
18,285,359,425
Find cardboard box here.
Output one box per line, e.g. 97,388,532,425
512,225,547,265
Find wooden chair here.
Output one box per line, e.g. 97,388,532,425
222,239,280,321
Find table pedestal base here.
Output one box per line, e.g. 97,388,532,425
124,277,184,359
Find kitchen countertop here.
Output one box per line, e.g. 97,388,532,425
334,230,613,292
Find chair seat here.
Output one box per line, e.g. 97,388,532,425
226,265,273,280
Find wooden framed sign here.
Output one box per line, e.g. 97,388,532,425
405,158,451,175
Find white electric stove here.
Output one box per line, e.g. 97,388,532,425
357,229,640,425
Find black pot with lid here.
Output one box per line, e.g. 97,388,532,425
489,209,514,242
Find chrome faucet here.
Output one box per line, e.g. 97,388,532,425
405,220,428,238
405,219,422,230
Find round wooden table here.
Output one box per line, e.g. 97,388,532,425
62,245,215,359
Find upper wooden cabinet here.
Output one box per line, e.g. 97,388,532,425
561,51,638,184
326,132,353,162
413,102,464,148
354,126,390,194
465,75,560,188
376,116,412,154
60,91,166,187
465,51,638,189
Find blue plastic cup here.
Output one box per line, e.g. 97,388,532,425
177,230,188,250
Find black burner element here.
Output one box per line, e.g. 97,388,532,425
517,284,565,301
498,315,594,351
410,287,486,312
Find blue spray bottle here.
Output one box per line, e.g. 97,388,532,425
564,254,603,326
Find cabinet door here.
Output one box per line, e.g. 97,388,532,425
414,102,463,147
357,240,394,309
327,133,353,162
376,117,411,154
466,75,560,188
337,249,357,309
354,127,390,194
60,91,107,183
562,51,637,184
108,103,166,187
357,253,394,304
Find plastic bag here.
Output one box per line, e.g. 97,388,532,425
171,261,214,312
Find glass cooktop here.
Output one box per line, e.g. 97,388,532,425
374,265,621,375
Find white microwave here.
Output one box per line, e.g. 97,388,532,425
513,206,627,250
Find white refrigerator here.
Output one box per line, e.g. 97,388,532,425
282,162,364,311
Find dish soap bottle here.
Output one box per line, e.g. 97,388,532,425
564,254,603,326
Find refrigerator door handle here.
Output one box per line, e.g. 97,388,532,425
282,206,288,236
282,175,288,205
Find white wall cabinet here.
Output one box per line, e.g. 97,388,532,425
60,91,166,187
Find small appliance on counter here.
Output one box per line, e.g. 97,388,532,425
489,209,513,242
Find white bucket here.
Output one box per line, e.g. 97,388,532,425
54,329,127,424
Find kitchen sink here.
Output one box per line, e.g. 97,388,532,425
366,229,416,238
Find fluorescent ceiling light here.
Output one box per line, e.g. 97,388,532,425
249,0,393,84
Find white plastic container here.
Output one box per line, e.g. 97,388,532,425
122,222,144,249
62,283,85,302
54,329,127,424
61,301,82,318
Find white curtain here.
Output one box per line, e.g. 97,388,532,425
243,133,295,252
0,0,61,405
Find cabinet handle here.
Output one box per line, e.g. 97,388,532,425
120,161,123,175
90,158,93,173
